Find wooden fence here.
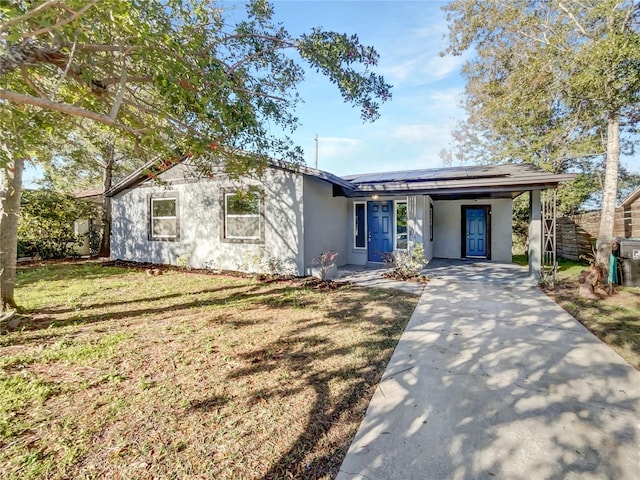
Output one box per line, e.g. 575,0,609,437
557,203,640,261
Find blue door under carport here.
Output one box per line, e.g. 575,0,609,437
463,206,489,258
368,201,393,262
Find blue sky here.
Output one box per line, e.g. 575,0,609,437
269,0,467,176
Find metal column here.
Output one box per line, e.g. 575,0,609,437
541,189,557,285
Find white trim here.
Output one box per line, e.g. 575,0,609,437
353,201,367,249
151,197,178,239
224,192,262,240
394,198,408,251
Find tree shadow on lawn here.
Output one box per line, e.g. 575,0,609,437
16,262,132,287
3,283,350,352
188,289,413,479
26,284,252,318
587,313,640,365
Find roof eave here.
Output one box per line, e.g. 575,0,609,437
620,185,640,208
345,175,576,198
106,156,356,197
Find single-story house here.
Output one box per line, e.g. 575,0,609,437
106,158,574,278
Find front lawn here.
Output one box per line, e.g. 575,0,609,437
1,261,418,479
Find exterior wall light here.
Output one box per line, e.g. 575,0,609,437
372,194,380,200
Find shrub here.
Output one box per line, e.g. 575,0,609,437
311,251,338,281
18,190,97,259
383,243,427,279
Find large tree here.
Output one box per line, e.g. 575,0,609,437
0,0,391,312
443,0,640,275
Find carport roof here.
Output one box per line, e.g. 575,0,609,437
338,163,575,199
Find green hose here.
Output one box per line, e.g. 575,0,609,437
608,253,617,285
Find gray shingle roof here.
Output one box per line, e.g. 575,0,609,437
340,163,574,198
106,157,574,199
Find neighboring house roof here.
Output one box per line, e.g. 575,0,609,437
106,157,574,199
341,164,575,199
74,188,104,199
619,185,640,208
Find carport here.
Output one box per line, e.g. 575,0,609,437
339,164,574,282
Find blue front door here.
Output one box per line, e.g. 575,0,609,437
465,208,487,257
368,201,393,262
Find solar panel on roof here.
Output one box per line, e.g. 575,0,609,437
343,164,519,184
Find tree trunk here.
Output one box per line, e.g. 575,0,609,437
595,112,620,279
0,159,24,311
97,144,114,258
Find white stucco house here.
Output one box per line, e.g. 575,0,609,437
106,158,573,278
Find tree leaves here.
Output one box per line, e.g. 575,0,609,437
442,0,640,210
1,0,391,171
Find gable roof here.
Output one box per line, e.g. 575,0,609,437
620,185,640,208
105,156,353,197
106,157,574,199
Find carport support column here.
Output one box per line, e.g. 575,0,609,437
529,190,542,281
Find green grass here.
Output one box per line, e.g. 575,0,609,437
1,261,418,479
555,257,589,279
512,254,588,274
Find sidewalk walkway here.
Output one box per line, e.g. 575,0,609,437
335,264,426,295
337,262,640,480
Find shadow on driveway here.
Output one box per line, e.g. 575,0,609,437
337,261,640,479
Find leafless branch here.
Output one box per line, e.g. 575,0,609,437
201,33,297,57
109,51,128,119
20,67,46,97
558,2,593,39
50,35,78,100
0,88,143,136
227,44,287,74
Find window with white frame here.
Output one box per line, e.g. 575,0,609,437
223,190,263,243
149,194,179,241
354,202,366,249
395,200,408,250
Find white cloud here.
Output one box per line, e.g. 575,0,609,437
310,137,363,162
391,123,451,143
381,51,468,87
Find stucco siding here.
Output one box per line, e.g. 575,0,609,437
433,199,513,262
110,168,306,274
302,176,348,270
408,195,424,249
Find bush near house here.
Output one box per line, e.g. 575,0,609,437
17,190,97,259
383,243,428,280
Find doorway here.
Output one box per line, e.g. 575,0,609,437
367,201,394,262
461,205,491,259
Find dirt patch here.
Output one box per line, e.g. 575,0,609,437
382,271,430,283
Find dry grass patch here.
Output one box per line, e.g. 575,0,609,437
1,261,418,479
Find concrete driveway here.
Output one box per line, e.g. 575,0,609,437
337,260,640,480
